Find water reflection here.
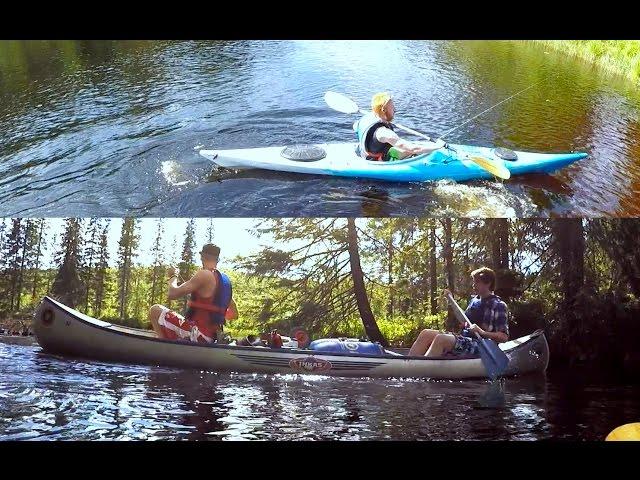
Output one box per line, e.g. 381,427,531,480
1,344,639,440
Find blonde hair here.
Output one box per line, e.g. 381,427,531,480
371,92,392,117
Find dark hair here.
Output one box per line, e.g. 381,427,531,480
471,267,496,291
200,243,220,260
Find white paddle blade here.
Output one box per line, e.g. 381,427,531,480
324,91,360,114
446,293,470,327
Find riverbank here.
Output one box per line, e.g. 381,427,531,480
0,333,37,346
0,317,31,336
534,40,640,85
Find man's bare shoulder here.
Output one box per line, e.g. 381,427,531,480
193,269,216,279
187,269,211,284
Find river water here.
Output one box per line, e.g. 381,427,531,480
1,40,639,218
1,342,638,440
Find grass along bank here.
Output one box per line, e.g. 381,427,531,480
534,40,640,85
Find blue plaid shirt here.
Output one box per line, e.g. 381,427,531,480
464,294,509,337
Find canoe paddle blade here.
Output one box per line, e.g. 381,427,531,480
478,338,510,380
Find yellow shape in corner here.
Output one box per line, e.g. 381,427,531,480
605,423,640,441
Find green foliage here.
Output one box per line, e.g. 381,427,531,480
377,313,446,346
2,217,639,374
535,40,640,85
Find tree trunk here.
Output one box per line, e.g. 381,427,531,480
83,224,98,313
347,218,388,347
490,219,510,270
553,219,585,307
500,220,510,270
387,231,394,318
8,219,22,311
443,219,456,331
590,219,640,297
16,223,29,311
31,220,45,302
429,225,437,315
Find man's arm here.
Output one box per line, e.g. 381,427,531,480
225,298,239,320
376,127,445,156
468,302,509,343
167,269,205,300
479,330,509,343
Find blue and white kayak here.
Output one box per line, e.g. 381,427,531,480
199,142,588,183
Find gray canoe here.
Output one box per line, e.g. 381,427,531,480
33,296,549,380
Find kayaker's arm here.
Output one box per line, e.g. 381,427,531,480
375,127,445,157
167,269,204,300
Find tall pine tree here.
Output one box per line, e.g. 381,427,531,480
52,218,85,308
6,219,24,311
117,218,139,320
207,219,215,244
180,218,197,280
93,220,111,317
149,219,166,306
30,219,47,303
81,218,102,313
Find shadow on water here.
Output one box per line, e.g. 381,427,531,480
149,163,542,218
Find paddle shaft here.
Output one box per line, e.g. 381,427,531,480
446,292,480,339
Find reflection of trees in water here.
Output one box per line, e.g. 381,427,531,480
343,394,361,423
30,352,134,439
340,375,550,440
0,41,152,96
541,369,640,440
0,40,254,139
439,40,600,153
358,187,392,217
25,353,638,440
438,41,640,216
618,118,640,215
145,369,229,440
468,374,548,440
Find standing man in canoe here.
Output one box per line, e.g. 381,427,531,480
148,243,238,344
408,267,509,357
354,92,446,161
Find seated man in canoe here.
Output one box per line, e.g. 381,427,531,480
408,267,509,357
148,243,238,344
354,92,445,161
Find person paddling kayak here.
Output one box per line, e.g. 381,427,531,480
354,92,445,161
148,243,238,344
408,267,509,357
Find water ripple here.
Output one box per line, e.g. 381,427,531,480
1,40,639,217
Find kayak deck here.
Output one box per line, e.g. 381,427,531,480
199,142,588,183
